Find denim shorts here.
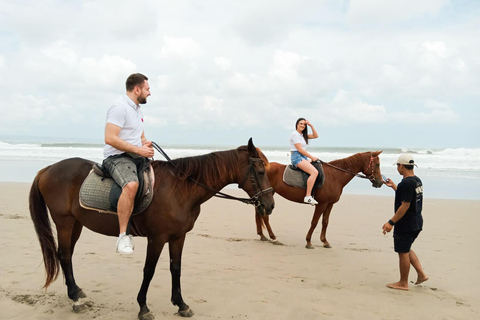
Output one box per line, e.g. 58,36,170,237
291,151,308,167
102,155,139,188
394,230,421,253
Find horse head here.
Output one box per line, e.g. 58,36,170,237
363,150,384,188
237,138,275,216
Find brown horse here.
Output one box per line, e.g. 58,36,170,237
255,151,383,248
29,139,274,319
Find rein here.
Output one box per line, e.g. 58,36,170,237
319,153,376,181
151,142,272,207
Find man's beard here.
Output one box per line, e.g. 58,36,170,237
138,96,147,104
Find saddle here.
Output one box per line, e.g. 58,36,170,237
79,162,154,216
283,160,325,190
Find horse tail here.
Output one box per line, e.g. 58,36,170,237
29,166,60,288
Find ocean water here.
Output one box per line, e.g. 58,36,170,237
1,139,479,200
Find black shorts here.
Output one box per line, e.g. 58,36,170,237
393,230,421,253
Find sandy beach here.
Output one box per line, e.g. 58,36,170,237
1,182,479,320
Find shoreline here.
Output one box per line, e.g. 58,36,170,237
1,182,480,319
2,174,479,201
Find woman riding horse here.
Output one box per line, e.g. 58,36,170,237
255,151,384,248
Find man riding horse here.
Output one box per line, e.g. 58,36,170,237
103,73,154,254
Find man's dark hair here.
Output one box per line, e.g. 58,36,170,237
126,73,148,92
403,164,414,170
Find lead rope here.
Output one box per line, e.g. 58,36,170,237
318,158,371,180
150,141,265,206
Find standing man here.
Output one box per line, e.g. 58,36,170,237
382,154,428,290
103,73,154,254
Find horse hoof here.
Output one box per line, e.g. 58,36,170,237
72,298,93,313
178,308,195,317
305,244,314,249
77,289,87,298
138,311,155,320
138,305,154,320
271,239,283,245
323,244,332,248
260,235,269,241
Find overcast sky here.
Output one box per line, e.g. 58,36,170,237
0,0,479,149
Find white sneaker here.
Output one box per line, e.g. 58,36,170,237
304,196,318,206
116,234,134,254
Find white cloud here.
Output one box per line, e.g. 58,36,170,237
391,99,459,123
381,64,404,84
423,41,450,58
393,109,460,123
226,72,265,96
347,0,448,25
160,36,203,60
156,75,169,90
1,94,59,127
41,41,78,65
143,115,166,127
424,99,450,110
203,96,223,114
269,51,309,82
328,90,388,124
214,57,232,71
80,0,158,39
78,55,137,87
419,41,452,71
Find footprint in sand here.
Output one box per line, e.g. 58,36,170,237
11,294,40,306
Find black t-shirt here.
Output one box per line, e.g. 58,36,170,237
394,176,423,235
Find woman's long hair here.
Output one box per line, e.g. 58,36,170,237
295,117,309,145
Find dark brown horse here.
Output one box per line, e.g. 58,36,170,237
29,139,274,319
255,151,383,248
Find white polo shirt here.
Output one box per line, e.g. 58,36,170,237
103,95,144,158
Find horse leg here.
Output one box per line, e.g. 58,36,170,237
255,209,268,241
169,235,194,317
69,220,87,299
320,204,334,248
263,214,280,243
255,208,278,242
305,203,327,249
137,237,165,320
55,216,89,312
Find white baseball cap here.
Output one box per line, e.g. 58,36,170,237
394,154,418,167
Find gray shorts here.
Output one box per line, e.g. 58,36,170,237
103,155,139,188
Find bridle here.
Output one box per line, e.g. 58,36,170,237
319,153,378,183
151,142,273,207
237,157,274,207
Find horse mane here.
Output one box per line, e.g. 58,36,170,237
328,152,366,170
153,146,268,195
256,147,270,169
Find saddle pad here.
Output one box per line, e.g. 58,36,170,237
282,163,325,189
79,168,154,215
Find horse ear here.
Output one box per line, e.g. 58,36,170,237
373,150,383,157
247,138,257,156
